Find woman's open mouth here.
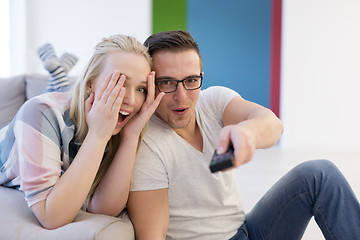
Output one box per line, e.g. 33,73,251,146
118,110,130,124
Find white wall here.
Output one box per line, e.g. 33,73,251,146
281,0,360,150
0,1,10,77
9,0,151,76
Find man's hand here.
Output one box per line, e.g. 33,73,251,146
219,95,284,169
216,123,256,168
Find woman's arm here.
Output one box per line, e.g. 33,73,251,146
31,133,108,229
31,71,126,229
86,130,139,216
87,72,164,216
127,189,169,240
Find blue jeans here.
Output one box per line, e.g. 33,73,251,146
230,160,360,240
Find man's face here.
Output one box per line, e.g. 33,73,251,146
152,50,202,129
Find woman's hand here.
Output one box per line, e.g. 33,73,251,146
123,71,165,136
85,70,126,141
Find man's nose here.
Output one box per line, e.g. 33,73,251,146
173,82,187,100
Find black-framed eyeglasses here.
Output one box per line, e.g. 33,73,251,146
155,73,203,93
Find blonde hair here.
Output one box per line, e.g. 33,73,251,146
69,34,151,210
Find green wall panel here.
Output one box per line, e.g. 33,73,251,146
152,0,187,33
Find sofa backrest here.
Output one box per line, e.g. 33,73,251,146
0,74,76,128
25,74,49,100
0,75,27,128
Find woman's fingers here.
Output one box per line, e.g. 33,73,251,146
93,70,126,112
107,74,126,108
96,72,113,101
139,71,165,117
85,92,95,116
112,87,126,112
100,70,121,103
147,91,165,113
145,71,156,105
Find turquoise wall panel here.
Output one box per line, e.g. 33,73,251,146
187,0,271,108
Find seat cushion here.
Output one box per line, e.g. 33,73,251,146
0,186,135,240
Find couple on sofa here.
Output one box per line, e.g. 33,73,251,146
1,31,359,239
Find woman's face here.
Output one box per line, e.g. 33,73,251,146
91,51,151,135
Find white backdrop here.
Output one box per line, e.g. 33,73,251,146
9,0,151,77
280,0,360,150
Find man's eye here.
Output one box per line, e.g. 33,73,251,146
159,80,175,86
185,78,198,83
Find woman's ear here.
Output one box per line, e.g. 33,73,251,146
86,80,92,91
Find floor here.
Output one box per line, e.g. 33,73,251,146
235,146,360,240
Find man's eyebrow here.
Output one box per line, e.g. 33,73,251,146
155,75,200,81
155,76,175,81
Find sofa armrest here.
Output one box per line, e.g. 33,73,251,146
0,186,134,240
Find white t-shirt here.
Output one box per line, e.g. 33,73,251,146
131,86,245,240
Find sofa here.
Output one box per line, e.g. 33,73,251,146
0,74,135,240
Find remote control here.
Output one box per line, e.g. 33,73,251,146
209,145,234,173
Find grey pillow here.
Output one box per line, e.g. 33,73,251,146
25,74,78,100
0,75,26,128
25,74,49,100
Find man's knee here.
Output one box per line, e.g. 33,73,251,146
293,159,340,183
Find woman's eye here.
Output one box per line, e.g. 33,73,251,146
137,87,147,94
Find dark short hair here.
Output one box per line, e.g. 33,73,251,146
144,30,202,70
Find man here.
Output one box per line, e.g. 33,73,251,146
127,31,360,239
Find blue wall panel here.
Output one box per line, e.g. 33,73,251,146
187,0,271,108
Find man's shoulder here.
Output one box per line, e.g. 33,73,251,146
144,115,173,140
200,86,239,97
197,86,239,114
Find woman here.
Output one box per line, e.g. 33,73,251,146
0,34,164,229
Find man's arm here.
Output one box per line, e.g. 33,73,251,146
127,189,169,240
218,95,283,167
